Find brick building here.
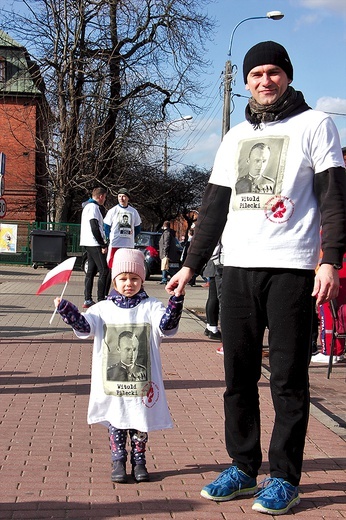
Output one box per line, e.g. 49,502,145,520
0,30,48,223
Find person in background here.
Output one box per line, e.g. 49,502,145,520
342,146,346,168
104,187,141,268
203,242,223,342
311,145,346,364
181,229,197,286
54,248,184,484
159,221,180,285
310,303,319,357
80,187,110,308
203,259,221,339
312,301,345,364
214,242,224,355
166,41,346,514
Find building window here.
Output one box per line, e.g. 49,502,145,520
0,57,5,82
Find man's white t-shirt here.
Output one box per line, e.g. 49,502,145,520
209,110,344,270
80,201,106,247
104,204,141,248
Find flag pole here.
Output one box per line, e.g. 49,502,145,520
49,281,68,325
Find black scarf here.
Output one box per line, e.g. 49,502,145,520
245,86,310,129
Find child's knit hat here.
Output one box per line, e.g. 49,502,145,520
111,248,146,282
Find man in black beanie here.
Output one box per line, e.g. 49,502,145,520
166,41,346,514
242,41,293,83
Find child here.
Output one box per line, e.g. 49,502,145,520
54,248,184,483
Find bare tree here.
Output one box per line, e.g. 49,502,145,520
3,0,215,222
129,163,210,230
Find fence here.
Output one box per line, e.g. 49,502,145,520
0,221,83,266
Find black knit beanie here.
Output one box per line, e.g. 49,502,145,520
243,41,293,83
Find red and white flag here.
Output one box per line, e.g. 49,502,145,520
36,257,76,295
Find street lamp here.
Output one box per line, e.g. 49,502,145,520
222,11,284,137
163,115,193,175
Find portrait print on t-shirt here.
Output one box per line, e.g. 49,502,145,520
119,212,132,236
102,323,151,397
233,136,289,211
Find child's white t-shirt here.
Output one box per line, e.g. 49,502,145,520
74,298,176,432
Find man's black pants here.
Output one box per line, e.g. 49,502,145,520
84,246,110,302
221,266,314,486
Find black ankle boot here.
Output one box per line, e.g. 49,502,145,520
111,460,127,483
132,464,150,482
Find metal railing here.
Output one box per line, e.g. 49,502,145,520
0,221,82,266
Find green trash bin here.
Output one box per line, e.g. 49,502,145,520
30,229,67,268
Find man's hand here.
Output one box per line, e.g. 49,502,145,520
312,263,340,306
166,266,194,297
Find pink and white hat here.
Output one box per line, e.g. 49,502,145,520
111,248,146,282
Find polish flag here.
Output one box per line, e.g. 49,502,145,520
36,257,77,295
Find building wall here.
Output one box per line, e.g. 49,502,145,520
0,96,37,221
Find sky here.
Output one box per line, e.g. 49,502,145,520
169,0,346,171
1,0,345,172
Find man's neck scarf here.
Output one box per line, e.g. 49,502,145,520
245,86,310,129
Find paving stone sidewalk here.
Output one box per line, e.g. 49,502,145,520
0,265,345,519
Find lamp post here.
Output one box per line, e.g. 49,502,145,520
163,115,193,175
222,11,284,137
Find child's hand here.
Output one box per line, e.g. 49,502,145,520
166,267,192,296
54,297,61,308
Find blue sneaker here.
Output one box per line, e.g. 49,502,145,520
252,477,300,514
201,466,257,502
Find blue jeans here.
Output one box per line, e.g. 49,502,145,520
161,269,169,282
221,266,314,486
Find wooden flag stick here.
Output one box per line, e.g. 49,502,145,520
49,281,68,325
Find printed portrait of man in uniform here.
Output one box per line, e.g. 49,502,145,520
102,324,151,394
234,137,288,198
